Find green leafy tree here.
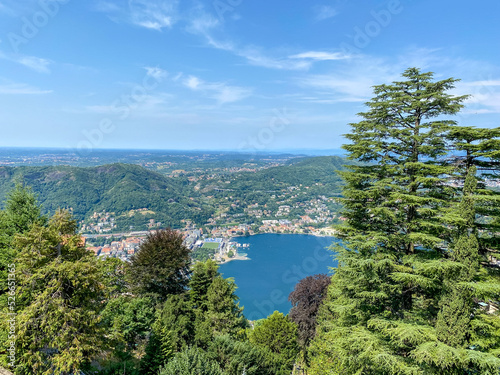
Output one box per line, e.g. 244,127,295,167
206,335,285,375
127,228,191,303
311,68,500,374
13,209,105,375
140,294,194,375
99,257,128,299
159,346,225,375
100,296,155,350
248,311,299,373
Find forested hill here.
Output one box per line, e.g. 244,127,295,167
201,155,347,196
0,156,348,229
0,163,212,225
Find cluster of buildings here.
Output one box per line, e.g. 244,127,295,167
80,211,116,233
86,237,145,261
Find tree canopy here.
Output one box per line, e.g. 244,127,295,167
310,68,500,374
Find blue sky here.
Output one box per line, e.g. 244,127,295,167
0,0,499,153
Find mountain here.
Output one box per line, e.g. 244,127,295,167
0,156,350,230
0,163,211,227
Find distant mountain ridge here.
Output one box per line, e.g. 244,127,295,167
0,156,349,229
0,163,211,226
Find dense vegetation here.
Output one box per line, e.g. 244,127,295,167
0,156,346,231
310,68,500,374
0,163,212,228
1,68,500,374
0,190,302,374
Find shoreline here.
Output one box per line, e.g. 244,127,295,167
218,253,250,264
230,231,336,240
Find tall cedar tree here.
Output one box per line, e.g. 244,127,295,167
310,68,500,374
288,274,331,350
127,228,191,302
0,185,45,367
14,209,104,375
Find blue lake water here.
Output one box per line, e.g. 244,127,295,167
219,234,338,321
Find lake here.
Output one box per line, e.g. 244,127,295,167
219,233,338,321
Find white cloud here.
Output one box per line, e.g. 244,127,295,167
464,80,500,87
314,5,338,21
182,75,251,104
186,11,341,71
289,51,350,61
0,83,52,95
145,66,168,81
17,56,51,73
96,0,179,30
0,51,51,73
85,93,173,114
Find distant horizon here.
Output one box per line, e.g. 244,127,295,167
0,146,346,156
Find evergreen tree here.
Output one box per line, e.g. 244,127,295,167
247,311,299,373
159,346,225,375
140,294,194,375
206,335,283,375
310,68,500,374
13,209,105,375
127,228,191,303
194,275,246,348
0,185,46,367
189,259,219,311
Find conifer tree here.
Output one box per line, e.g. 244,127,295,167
310,68,500,374
14,209,105,375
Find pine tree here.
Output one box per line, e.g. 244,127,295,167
159,346,225,375
0,185,46,368
310,68,500,374
13,209,105,375
247,311,299,374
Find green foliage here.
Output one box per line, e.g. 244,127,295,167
100,296,155,349
140,294,194,374
98,257,128,298
248,311,299,372
127,228,191,303
189,259,220,311
311,68,500,374
194,275,246,348
12,209,105,375
206,335,287,375
159,346,225,375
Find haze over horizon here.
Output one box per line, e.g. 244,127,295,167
1,0,499,152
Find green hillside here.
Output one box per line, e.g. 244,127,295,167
0,163,212,227
0,156,349,230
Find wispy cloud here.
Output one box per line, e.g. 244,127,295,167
145,66,168,81
85,92,173,114
289,51,350,61
96,0,179,30
182,75,252,104
0,82,52,95
17,56,51,73
186,13,347,71
0,51,52,73
313,5,338,21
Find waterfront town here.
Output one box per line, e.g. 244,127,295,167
82,209,338,264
